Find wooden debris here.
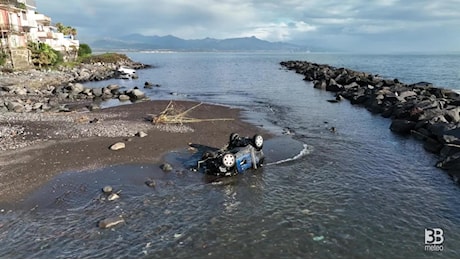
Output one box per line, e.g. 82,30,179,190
149,101,234,125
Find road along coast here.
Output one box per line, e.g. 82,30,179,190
281,60,460,180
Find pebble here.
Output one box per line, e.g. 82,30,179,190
313,235,324,241
102,185,113,194
98,216,125,229
107,193,120,201
136,131,148,138
160,163,173,172
110,142,126,151
145,179,156,187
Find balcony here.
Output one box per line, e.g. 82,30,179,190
36,30,57,39
34,13,50,26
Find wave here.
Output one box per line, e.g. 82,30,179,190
266,143,312,166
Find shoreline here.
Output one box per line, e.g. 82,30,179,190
281,60,460,179
0,100,272,206
0,54,152,114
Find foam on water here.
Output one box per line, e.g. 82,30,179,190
266,143,312,166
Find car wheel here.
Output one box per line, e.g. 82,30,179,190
222,153,236,168
253,134,264,150
229,132,239,143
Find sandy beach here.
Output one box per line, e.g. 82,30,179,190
0,100,271,206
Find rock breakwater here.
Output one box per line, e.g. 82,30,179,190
0,58,151,113
280,60,460,179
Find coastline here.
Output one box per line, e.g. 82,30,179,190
281,60,460,179
0,100,271,206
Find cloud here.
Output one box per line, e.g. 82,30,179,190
37,0,460,52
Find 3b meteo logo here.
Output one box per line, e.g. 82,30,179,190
425,228,444,252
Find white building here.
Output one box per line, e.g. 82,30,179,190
1,0,79,55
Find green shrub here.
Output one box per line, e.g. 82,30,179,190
28,42,62,68
78,43,92,57
0,51,7,66
81,53,131,64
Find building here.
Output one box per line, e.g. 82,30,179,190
0,0,79,69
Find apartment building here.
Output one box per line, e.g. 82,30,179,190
0,0,79,68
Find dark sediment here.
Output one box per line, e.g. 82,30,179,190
0,100,271,205
280,60,460,181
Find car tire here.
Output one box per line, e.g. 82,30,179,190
253,134,264,150
229,132,239,144
222,153,236,168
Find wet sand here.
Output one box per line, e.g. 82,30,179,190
0,100,271,206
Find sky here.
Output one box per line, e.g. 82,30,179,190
37,0,460,53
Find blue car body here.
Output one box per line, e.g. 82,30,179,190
197,134,265,176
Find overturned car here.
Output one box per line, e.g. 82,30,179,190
197,133,265,177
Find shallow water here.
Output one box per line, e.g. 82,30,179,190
1,52,460,258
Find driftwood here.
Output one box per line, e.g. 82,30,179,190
149,101,234,124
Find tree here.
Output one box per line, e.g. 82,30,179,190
78,43,92,57
55,22,77,36
28,42,63,68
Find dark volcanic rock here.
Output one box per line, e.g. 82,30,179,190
390,119,416,134
280,59,460,182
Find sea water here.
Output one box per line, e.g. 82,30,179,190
1,52,460,258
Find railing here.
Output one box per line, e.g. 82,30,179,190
0,24,24,33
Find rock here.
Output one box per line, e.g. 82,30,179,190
107,84,120,91
313,236,324,241
145,179,156,187
110,142,126,151
280,60,460,178
390,119,416,134
444,107,460,123
136,131,148,138
441,128,460,144
107,193,120,201
92,88,103,97
71,83,85,94
118,94,130,101
314,80,326,90
98,216,125,229
6,101,24,113
14,87,27,96
325,79,343,92
437,152,460,170
102,185,113,194
160,163,173,172
398,90,418,101
144,81,155,89
127,89,145,100
87,104,100,111
423,137,444,154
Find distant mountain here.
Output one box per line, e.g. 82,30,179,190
90,34,313,52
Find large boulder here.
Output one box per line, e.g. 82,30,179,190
436,152,460,171
423,137,444,154
390,119,416,134
69,83,85,94
6,101,24,113
127,89,145,100
444,107,460,123
92,88,103,97
441,128,460,144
